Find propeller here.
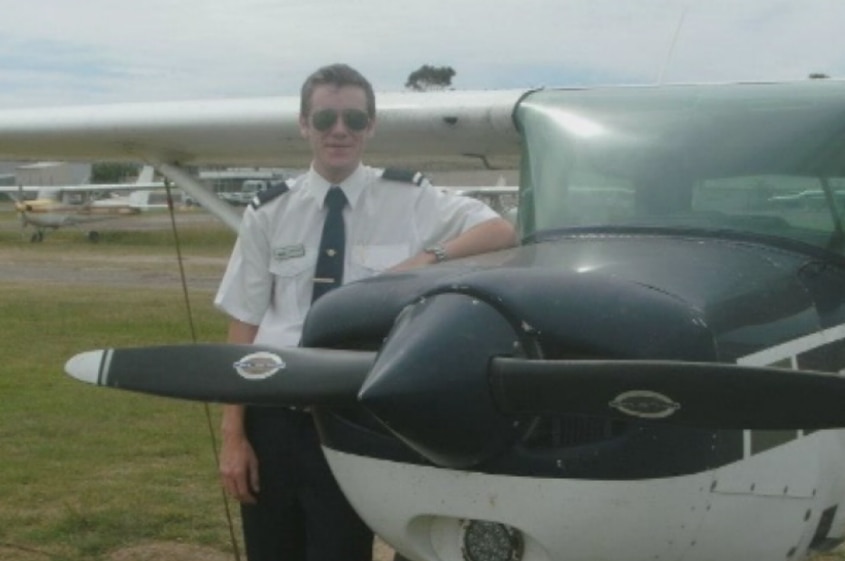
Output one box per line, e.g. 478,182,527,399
64,292,845,468
9,185,28,240
18,209,27,240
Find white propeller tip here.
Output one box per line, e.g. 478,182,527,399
65,350,107,385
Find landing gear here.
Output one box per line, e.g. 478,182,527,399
87,231,100,243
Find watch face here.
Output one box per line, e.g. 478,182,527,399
426,245,447,262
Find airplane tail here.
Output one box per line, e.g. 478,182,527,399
6,184,22,204
136,165,155,184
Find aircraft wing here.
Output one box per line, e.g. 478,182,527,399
0,182,163,194
0,90,524,169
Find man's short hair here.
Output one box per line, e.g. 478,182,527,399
300,63,376,119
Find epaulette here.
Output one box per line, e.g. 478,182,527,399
381,167,428,186
250,180,291,209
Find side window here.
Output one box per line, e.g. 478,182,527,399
693,175,845,249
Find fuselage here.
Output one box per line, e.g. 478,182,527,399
16,197,140,229
325,430,845,561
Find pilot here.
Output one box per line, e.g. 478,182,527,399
214,63,516,561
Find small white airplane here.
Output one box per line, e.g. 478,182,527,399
5,80,845,561
201,170,291,206
0,165,170,242
450,184,518,220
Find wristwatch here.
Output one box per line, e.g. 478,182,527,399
424,244,448,263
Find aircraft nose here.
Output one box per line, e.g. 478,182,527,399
358,293,524,469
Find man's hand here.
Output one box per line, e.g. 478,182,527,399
220,430,260,504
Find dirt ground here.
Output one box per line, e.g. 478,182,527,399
0,249,226,291
101,539,394,561
0,210,227,290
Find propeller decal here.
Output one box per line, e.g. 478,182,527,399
609,390,682,419
233,351,285,381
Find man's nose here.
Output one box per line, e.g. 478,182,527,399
328,118,350,134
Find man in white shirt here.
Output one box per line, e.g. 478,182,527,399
215,63,516,561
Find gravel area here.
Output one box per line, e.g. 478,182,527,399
0,208,229,290
0,249,227,290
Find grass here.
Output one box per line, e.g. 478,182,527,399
0,210,242,560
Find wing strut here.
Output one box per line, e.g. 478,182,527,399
150,160,242,232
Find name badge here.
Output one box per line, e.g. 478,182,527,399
274,244,305,261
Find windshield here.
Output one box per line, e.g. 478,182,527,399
514,82,845,253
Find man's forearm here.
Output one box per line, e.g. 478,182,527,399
440,217,516,260
392,217,517,271
221,319,260,436
221,404,246,438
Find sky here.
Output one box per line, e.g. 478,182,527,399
0,0,843,109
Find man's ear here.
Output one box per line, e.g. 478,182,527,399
365,117,376,139
299,115,310,139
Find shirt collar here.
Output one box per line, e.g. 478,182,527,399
308,164,366,209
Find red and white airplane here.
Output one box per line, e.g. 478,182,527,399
0,166,168,242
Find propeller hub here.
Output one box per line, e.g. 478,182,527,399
359,292,523,469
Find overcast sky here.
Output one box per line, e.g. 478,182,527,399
0,0,843,108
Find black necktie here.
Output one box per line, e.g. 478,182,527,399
312,186,347,303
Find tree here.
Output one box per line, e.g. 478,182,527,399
405,65,456,91
91,162,140,183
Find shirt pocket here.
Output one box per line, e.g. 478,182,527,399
349,244,410,281
268,252,317,319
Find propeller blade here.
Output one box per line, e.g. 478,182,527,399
490,358,845,429
13,185,27,239
65,344,375,406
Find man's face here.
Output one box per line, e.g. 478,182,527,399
300,84,374,184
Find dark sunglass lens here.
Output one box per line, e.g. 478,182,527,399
312,109,338,131
342,110,369,131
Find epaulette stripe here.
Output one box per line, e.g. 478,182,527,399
250,181,291,209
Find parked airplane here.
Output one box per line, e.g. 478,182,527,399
0,166,168,242
451,184,518,220
4,80,845,561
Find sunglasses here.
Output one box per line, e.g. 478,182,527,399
310,108,370,132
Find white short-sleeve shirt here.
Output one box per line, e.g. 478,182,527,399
214,164,499,347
